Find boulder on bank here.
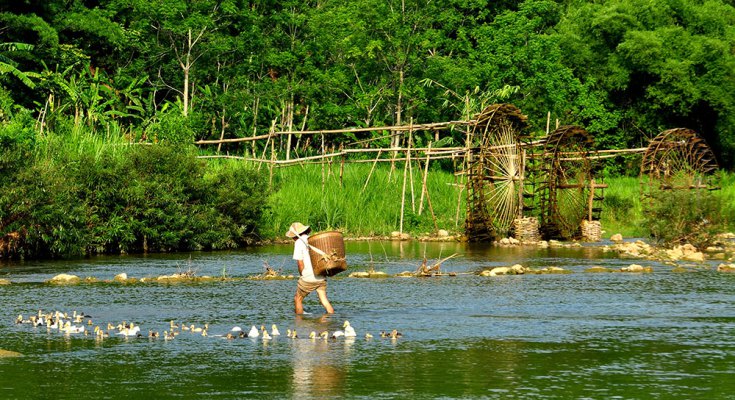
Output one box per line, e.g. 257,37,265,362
717,263,735,273
0,349,22,358
666,244,705,263
611,233,623,243
621,264,652,273
0,278,10,285
390,231,411,241
348,271,390,278
47,273,80,284
479,264,526,276
498,237,520,246
607,240,653,259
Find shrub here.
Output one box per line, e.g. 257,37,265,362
643,189,732,249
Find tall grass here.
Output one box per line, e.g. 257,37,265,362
259,162,464,238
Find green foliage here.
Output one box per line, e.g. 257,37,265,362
643,188,732,248
0,120,268,259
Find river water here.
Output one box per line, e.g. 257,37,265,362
1,240,733,399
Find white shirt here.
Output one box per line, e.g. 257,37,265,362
293,234,322,282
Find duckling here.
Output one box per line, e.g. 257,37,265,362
225,332,235,340
271,324,281,336
389,329,402,339
365,332,374,339
248,325,259,338
149,330,159,338
181,324,190,332
87,319,93,326
94,326,109,338
290,329,298,339
262,331,271,340
286,329,292,337
164,331,175,340
319,331,329,340
309,331,317,340
107,323,115,331
201,329,208,337
62,321,85,334
191,324,208,333
15,314,23,324
238,331,246,338
169,320,179,330
343,320,357,337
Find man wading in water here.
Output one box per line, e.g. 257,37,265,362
287,222,334,314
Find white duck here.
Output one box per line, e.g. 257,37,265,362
343,320,357,337
271,324,281,336
118,323,141,337
248,325,259,338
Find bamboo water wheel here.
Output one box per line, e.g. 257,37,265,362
465,104,529,241
537,126,601,240
640,128,718,198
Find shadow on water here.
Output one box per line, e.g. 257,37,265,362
1,241,734,398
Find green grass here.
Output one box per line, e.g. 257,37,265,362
258,162,464,239
599,176,647,238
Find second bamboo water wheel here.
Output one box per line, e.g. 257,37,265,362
537,126,595,240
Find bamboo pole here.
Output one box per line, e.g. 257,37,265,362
251,97,259,158
216,108,226,153
407,121,415,212
339,144,345,187
588,179,595,221
321,134,326,189
425,177,439,232
286,105,292,160
399,144,409,235
418,141,432,215
362,149,382,193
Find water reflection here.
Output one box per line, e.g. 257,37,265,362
290,314,348,398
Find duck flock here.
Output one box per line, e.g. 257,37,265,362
13,310,403,342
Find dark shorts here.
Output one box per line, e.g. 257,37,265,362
296,278,326,298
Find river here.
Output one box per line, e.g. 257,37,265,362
1,240,733,398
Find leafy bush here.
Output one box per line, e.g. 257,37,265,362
0,130,269,259
643,189,733,249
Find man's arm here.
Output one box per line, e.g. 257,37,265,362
296,259,305,276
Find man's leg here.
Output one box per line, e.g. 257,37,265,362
294,291,305,314
315,286,334,314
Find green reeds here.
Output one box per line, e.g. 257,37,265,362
259,161,464,238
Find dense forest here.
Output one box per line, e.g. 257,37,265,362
2,0,735,258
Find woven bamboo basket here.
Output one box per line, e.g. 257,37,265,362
308,231,347,277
